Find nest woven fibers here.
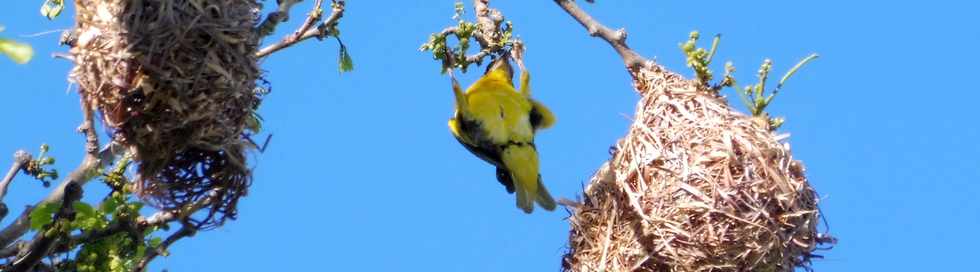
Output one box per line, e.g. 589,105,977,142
562,65,831,272
69,0,261,228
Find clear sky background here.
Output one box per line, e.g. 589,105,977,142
1,1,978,271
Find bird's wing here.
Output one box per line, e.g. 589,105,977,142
449,115,516,193
528,98,556,130
449,115,504,167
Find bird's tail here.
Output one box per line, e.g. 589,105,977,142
502,143,554,213
514,176,557,213
535,177,557,211
516,185,534,214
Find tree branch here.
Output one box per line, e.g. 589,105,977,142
437,26,494,65
473,0,499,48
256,0,304,39
142,189,219,227
0,241,24,258
0,97,108,250
255,0,346,58
552,0,648,69
0,151,30,201
8,182,83,272
0,151,32,220
42,188,219,262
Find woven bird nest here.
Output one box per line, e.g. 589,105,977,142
562,65,830,271
69,0,260,228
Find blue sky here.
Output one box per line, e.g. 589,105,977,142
2,1,978,271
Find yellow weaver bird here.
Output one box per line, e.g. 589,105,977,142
447,54,557,213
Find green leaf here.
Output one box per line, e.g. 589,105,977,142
149,237,162,248
73,202,103,230
776,53,819,90
126,201,144,213
29,202,60,230
40,0,65,20
0,38,33,64
245,112,262,133
338,43,354,73
108,255,125,272
135,244,146,258
101,195,121,214
74,202,96,218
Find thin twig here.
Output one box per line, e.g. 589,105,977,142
256,0,345,58
79,95,99,157
290,0,327,42
143,189,220,227
135,225,196,272
437,26,493,65
0,99,110,250
0,240,24,258
256,0,304,39
134,192,217,271
552,0,648,69
43,189,218,260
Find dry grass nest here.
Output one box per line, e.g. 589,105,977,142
69,0,261,228
562,65,834,272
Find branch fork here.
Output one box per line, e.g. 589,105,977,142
255,0,346,58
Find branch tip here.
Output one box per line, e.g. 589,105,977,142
552,0,649,70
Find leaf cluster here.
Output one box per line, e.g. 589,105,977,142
28,157,164,272
681,30,818,130
22,144,59,186
419,1,515,73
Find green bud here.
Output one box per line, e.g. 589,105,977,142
681,42,695,52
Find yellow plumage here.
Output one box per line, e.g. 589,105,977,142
448,56,556,213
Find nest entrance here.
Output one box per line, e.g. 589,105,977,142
562,66,830,271
70,0,261,227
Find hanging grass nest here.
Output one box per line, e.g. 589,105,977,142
561,65,832,271
69,0,261,228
